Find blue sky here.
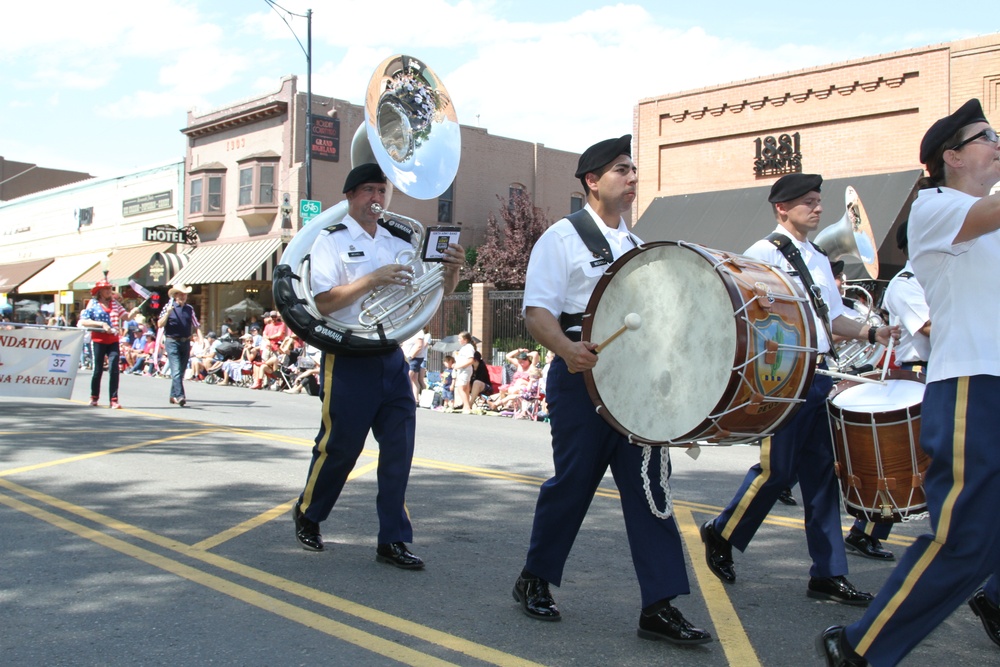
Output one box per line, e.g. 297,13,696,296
0,1,990,178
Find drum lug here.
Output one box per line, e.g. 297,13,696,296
912,474,924,488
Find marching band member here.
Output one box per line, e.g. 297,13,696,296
700,173,898,605
821,98,1000,666
291,163,464,568
512,135,711,646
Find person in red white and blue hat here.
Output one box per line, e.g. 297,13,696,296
78,280,139,409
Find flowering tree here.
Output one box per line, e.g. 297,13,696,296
469,190,549,289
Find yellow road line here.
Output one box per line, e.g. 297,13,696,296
0,477,543,667
192,460,381,551
0,429,222,477
677,507,762,666
0,489,459,667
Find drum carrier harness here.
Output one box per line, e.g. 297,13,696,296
558,208,639,340
766,232,838,362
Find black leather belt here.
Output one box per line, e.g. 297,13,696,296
564,331,582,342
166,336,190,342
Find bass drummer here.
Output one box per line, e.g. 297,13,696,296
700,173,899,604
291,163,465,568
512,135,712,646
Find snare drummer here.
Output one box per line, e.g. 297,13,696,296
512,135,711,645
822,99,1000,665
700,173,899,606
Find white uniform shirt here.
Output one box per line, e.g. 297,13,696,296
744,226,845,354
909,186,1000,382
883,261,931,364
310,213,415,324
523,204,640,327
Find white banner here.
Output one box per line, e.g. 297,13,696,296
0,326,84,399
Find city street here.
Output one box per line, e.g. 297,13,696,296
0,373,994,666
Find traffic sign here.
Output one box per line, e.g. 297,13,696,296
299,199,322,223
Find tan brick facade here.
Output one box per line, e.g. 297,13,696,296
634,34,1000,221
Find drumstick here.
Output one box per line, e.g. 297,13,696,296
595,313,642,354
815,368,886,385
880,335,895,383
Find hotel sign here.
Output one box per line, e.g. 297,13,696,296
142,224,199,246
123,191,173,217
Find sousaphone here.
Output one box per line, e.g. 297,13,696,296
273,55,461,355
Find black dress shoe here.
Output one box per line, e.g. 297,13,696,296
376,542,425,569
512,575,561,621
637,604,712,645
845,528,894,560
969,588,1000,648
807,576,873,606
816,626,868,666
293,503,324,552
700,520,736,583
777,487,798,506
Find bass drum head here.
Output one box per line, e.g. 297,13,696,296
583,243,736,443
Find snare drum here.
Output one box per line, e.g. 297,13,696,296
582,241,817,445
827,368,929,523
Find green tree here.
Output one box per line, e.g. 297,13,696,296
469,190,548,289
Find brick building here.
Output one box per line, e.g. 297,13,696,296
633,33,1000,279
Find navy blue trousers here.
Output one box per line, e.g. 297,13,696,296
845,375,1000,666
524,357,691,609
712,369,848,578
298,347,416,544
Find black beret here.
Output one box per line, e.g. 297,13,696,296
342,163,387,194
575,135,632,178
829,259,845,277
919,98,988,164
768,173,823,203
895,220,908,250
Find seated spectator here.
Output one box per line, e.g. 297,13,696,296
488,349,535,407
284,346,321,395
190,331,224,379
127,331,156,375
469,351,494,411
187,331,207,380
219,334,259,386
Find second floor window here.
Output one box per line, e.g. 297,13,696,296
237,157,279,207
189,173,224,215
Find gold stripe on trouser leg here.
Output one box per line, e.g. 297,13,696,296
301,352,337,513
720,436,772,542
855,377,969,654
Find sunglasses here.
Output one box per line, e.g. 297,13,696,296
949,127,1000,151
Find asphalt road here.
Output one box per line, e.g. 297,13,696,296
0,372,995,666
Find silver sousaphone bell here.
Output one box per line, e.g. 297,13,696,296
273,55,461,355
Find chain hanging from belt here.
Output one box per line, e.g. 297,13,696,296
640,445,675,519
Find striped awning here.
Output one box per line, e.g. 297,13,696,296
0,257,54,294
72,243,173,290
168,237,284,285
17,252,109,294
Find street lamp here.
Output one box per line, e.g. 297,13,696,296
265,2,313,200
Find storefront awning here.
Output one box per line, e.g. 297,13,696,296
72,243,173,290
0,258,54,294
17,252,109,294
633,170,923,280
168,237,284,285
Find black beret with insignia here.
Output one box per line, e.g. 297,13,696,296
343,163,387,194
919,98,988,164
575,135,632,178
768,173,823,203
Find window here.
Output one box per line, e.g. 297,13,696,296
508,183,526,214
236,156,280,208
188,171,225,216
570,194,584,214
438,182,454,223
238,167,253,206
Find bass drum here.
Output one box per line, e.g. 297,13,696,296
582,241,817,445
